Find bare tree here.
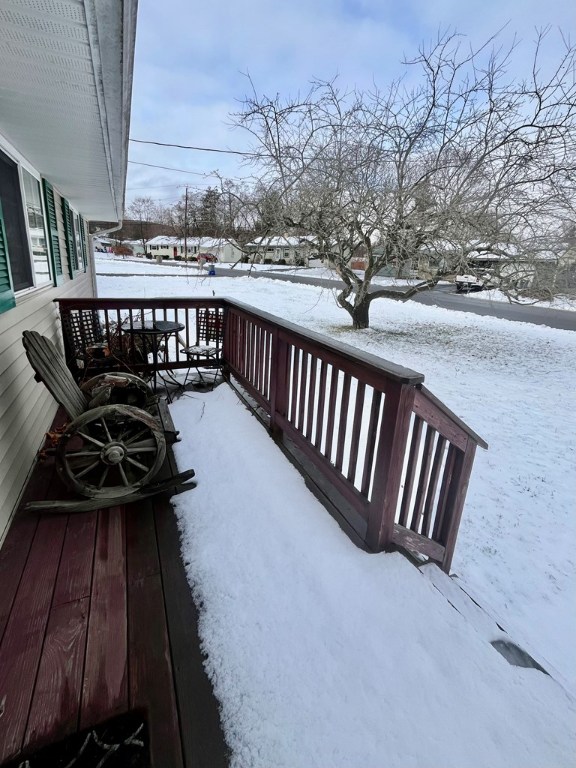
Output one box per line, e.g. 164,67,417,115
234,29,576,328
126,196,162,259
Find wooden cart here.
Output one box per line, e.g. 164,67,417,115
22,330,195,511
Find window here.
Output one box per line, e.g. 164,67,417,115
0,147,33,292
73,211,86,272
22,170,51,286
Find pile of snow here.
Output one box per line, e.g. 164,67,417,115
170,387,575,768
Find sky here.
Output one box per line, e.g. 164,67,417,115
125,0,575,209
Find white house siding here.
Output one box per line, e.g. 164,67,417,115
0,191,95,546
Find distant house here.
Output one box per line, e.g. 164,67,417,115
0,0,137,543
146,235,243,262
245,236,315,265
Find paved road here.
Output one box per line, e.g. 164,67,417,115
214,266,576,331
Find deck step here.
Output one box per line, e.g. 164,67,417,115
420,563,571,692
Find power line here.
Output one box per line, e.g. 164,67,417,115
130,138,254,156
126,183,184,190
128,160,217,175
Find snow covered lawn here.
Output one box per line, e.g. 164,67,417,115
97,256,576,766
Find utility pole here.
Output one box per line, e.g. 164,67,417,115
184,186,188,263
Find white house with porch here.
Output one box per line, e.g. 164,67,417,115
0,0,137,543
146,235,243,262
245,235,315,265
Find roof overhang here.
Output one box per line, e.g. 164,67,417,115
0,0,138,221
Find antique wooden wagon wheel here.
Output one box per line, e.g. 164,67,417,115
56,404,167,499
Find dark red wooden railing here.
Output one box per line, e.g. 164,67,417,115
57,297,487,572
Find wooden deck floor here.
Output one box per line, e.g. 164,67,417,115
0,412,228,767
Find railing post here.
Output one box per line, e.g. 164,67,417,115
440,439,477,573
269,331,289,438
366,382,415,551
222,305,232,375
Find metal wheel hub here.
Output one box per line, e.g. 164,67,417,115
101,441,126,465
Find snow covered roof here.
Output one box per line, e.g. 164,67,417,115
246,236,314,248
147,236,238,248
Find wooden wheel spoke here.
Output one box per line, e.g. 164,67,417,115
74,460,101,479
124,428,150,446
125,456,150,473
100,417,113,442
77,431,105,448
97,466,110,489
118,463,130,486
126,439,156,452
66,449,101,459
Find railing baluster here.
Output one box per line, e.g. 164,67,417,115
262,330,270,400
346,381,365,483
432,444,457,542
297,351,309,432
410,424,436,533
422,436,447,538
361,388,382,498
398,415,423,527
289,346,300,425
335,373,351,472
324,365,339,463
305,355,317,441
314,360,328,450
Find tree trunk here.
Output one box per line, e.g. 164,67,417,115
351,299,370,329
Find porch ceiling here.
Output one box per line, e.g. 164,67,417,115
0,0,137,221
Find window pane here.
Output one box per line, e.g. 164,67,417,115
73,212,85,271
0,149,33,291
22,170,51,285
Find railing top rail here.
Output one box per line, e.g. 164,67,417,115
416,385,489,450
56,297,227,310
225,299,425,386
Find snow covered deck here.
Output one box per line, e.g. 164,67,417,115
0,386,574,767
169,384,575,768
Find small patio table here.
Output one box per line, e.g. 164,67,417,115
123,320,185,392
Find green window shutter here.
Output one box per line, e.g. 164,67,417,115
42,179,64,286
61,197,78,277
0,201,16,313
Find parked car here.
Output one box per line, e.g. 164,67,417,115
455,273,486,292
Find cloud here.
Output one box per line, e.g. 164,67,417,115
126,0,574,203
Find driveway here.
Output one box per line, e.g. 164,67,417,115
214,266,576,331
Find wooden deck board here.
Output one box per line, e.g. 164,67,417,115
25,597,89,750
126,501,184,767
80,507,128,730
128,574,184,768
0,516,67,764
0,454,57,643
0,407,228,767
155,495,230,768
53,512,97,606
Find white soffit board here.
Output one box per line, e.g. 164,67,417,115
0,0,135,220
